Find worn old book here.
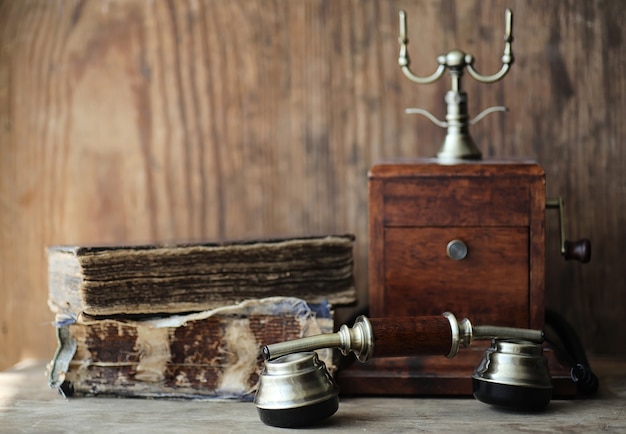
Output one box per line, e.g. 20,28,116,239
48,297,335,400
48,234,356,318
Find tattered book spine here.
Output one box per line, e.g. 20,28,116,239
49,297,334,400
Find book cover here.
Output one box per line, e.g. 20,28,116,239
48,297,336,400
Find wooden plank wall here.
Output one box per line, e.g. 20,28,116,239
1,0,624,369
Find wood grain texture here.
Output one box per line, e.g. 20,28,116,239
382,227,530,325
3,359,626,433
369,316,452,358
382,177,530,226
369,162,545,329
1,0,625,369
361,161,553,395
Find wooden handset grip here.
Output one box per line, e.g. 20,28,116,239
368,316,453,358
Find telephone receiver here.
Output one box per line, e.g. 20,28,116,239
254,310,598,428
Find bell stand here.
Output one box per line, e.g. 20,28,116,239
398,8,514,160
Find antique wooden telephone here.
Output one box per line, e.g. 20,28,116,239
254,8,594,428
336,7,591,397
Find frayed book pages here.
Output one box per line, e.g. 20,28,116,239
48,235,356,319
49,297,335,400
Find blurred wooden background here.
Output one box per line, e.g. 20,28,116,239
1,0,624,370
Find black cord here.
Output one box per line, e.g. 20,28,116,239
544,309,599,396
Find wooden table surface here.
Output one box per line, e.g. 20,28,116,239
1,358,625,433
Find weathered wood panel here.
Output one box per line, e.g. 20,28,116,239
2,359,626,432
1,0,624,369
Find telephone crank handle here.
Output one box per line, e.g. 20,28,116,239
262,313,544,362
546,198,592,263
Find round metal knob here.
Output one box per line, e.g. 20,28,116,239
446,239,468,261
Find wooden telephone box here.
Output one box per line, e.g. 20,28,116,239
338,159,578,396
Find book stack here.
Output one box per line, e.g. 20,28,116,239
47,235,357,400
